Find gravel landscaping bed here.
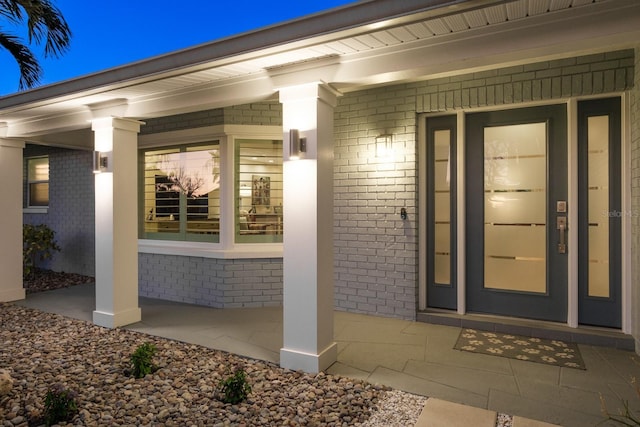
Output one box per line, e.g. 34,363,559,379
23,269,94,295
1,304,390,426
2,271,514,426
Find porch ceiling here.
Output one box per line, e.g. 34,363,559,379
0,0,638,148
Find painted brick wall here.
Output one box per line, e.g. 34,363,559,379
333,86,419,320
416,50,634,112
23,145,95,276
140,109,224,134
631,46,640,352
333,49,634,320
138,253,282,308
223,101,282,126
140,102,282,134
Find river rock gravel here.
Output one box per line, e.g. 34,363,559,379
1,304,389,426
2,272,515,426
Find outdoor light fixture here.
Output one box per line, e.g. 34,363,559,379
289,129,307,160
93,151,110,173
376,134,393,158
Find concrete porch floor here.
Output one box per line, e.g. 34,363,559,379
14,283,640,426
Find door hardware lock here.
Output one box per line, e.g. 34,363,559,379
556,200,567,213
557,216,567,254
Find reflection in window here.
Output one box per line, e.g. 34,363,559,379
142,143,220,242
27,156,49,207
235,139,283,243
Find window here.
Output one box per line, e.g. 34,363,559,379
236,139,283,243
27,157,49,207
142,142,221,242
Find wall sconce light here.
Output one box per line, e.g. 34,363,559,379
376,134,393,158
93,151,110,173
289,129,307,160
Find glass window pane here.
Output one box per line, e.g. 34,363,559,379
142,144,220,242
587,115,610,298
236,139,283,243
28,157,49,181
29,183,49,206
484,122,547,293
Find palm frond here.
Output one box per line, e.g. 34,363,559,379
12,0,71,57
0,32,43,90
0,0,71,89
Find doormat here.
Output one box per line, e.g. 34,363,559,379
454,328,586,370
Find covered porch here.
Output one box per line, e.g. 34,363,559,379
1,0,640,382
15,283,640,427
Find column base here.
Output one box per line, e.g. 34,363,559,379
93,307,141,328
280,342,338,373
0,287,25,302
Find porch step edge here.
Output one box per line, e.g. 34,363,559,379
417,310,635,351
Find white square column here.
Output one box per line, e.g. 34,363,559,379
91,117,142,328
279,83,339,373
0,138,26,302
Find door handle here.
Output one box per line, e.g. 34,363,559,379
557,216,567,254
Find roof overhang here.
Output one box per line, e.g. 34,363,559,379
0,0,638,148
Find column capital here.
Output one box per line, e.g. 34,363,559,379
0,138,25,149
279,82,340,108
90,117,144,133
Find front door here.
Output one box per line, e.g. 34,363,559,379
465,105,568,321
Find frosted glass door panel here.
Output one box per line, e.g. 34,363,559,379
483,122,547,294
434,129,451,286
485,225,545,258
485,257,546,292
484,157,547,190
435,193,451,221
434,223,450,249
485,192,546,224
588,115,610,298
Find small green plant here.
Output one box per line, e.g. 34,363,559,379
43,383,78,426
601,372,640,425
23,224,61,279
130,342,158,378
218,368,251,404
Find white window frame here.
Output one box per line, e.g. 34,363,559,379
137,124,283,259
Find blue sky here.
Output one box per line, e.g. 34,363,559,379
0,0,355,96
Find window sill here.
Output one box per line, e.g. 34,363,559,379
138,239,283,259
23,207,48,214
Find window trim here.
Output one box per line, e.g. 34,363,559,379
138,124,284,259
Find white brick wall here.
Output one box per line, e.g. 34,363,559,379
139,254,283,308
334,84,419,320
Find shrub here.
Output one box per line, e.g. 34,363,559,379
130,342,158,378
43,383,78,426
218,368,251,404
23,224,61,279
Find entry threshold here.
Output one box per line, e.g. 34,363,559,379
417,310,635,351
